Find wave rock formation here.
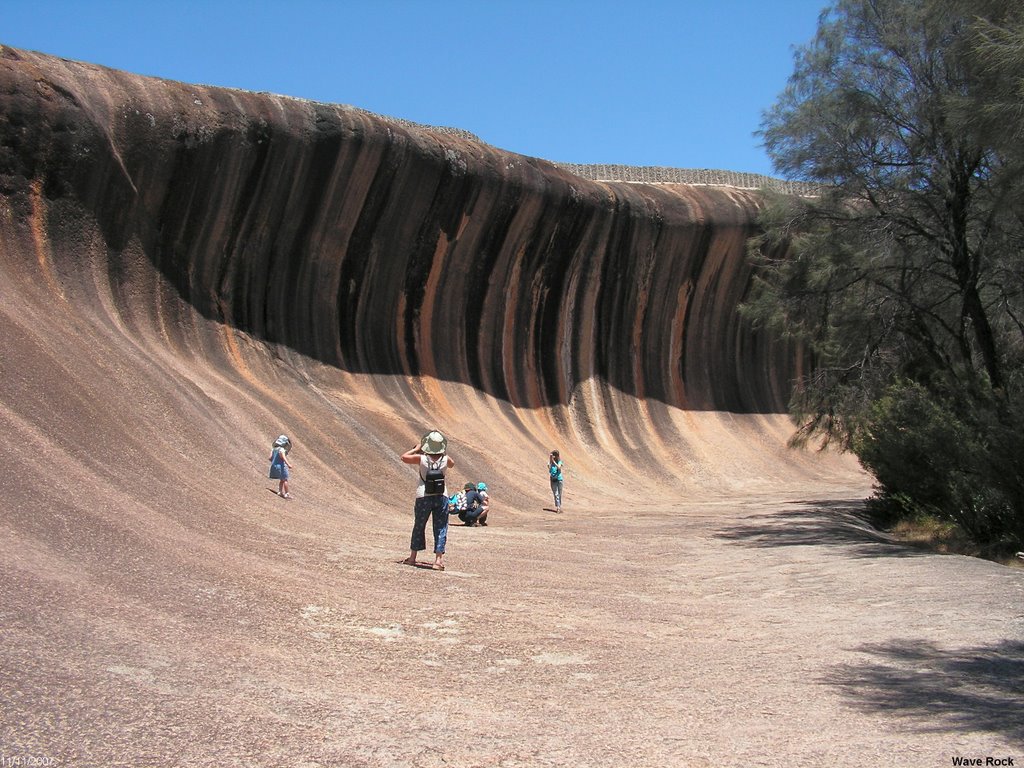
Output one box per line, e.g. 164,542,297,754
0,43,888,767
0,45,863,504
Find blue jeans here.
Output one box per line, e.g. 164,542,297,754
411,495,449,553
551,478,563,507
459,506,483,524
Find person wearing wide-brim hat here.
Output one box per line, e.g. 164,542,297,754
400,430,455,571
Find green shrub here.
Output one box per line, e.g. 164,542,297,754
852,381,1023,550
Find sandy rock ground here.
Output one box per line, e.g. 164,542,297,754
3,479,1022,767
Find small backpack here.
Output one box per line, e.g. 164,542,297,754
268,447,285,479
423,457,446,496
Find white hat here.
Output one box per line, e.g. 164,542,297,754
420,431,447,455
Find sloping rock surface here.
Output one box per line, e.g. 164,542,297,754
1,46,1021,766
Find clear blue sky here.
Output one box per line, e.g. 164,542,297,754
3,0,827,177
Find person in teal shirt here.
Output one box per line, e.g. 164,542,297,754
548,450,564,513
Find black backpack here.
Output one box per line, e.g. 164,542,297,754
422,457,446,496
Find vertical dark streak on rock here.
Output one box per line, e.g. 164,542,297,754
216,117,273,335
340,124,406,373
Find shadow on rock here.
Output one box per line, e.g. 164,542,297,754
713,499,927,558
823,639,1024,745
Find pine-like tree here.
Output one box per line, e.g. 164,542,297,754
747,0,1024,548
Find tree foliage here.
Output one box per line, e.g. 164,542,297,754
747,0,1024,548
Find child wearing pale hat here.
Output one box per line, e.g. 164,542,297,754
269,435,293,498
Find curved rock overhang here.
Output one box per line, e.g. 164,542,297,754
0,45,799,419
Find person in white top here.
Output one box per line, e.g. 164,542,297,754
400,430,455,571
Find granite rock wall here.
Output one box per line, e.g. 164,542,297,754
0,45,799,425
